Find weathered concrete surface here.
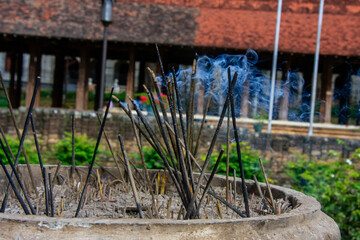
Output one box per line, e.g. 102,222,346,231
0,165,340,240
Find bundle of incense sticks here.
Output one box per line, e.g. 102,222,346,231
112,45,251,219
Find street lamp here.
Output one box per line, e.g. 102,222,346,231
98,0,114,111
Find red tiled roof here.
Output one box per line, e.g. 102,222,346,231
0,0,359,56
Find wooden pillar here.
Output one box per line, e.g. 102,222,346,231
52,52,65,108
278,60,291,120
14,53,23,108
9,53,17,105
26,46,41,107
125,50,135,105
138,61,146,92
240,79,249,118
319,57,334,123
76,49,90,110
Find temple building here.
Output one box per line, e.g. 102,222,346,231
0,0,359,124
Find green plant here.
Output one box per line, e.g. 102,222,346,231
285,153,360,240
208,142,267,182
0,135,39,165
53,132,111,166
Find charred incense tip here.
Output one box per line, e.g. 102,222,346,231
143,84,150,93
147,67,156,80
112,95,120,102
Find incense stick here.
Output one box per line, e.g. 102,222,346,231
197,149,224,214
228,68,250,217
0,137,36,214
118,135,144,219
75,88,114,217
0,72,38,197
128,109,158,217
185,69,238,219
1,76,40,213
96,113,125,183
0,155,30,214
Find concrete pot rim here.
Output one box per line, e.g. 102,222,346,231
0,165,320,227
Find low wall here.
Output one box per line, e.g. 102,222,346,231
0,107,359,163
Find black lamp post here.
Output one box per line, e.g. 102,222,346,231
98,0,114,111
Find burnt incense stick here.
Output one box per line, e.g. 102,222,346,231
233,169,237,201
200,185,245,218
118,135,144,219
30,114,44,169
253,175,269,211
0,127,15,163
167,70,192,203
96,113,125,183
0,72,38,197
75,88,114,217
112,96,162,155
52,161,62,189
0,76,40,213
0,137,36,214
71,114,76,180
184,69,238,219
144,85,179,174
128,108,158,217
42,167,49,216
197,149,224,214
0,155,30,214
172,70,196,195
129,97,187,207
48,172,54,217
143,85,186,199
228,68,250,217
259,158,276,214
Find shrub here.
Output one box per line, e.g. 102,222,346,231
53,132,111,166
0,135,39,165
208,142,267,182
285,153,360,240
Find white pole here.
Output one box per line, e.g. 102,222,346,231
267,0,283,133
308,0,325,136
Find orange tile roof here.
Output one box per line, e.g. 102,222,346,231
0,0,359,56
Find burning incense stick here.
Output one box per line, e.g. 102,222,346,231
1,76,40,213
129,97,187,206
185,69,238,219
228,68,250,217
172,70,196,195
75,88,114,217
118,135,144,219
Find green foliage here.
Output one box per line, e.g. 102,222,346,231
53,132,111,166
208,142,267,182
285,153,360,240
0,135,39,165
